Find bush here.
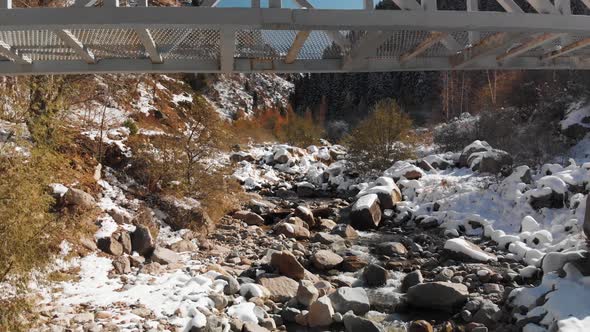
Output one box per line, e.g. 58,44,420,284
128,94,244,225
279,109,324,147
433,112,479,152
344,99,416,172
0,149,60,331
123,119,139,135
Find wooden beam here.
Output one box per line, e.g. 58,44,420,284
0,40,31,64
285,30,310,64
496,0,524,13
54,29,96,64
133,0,161,63
363,0,373,10
135,28,162,64
392,0,421,10
293,0,313,8
582,0,590,10
555,0,571,14
201,0,221,7
103,0,119,6
541,38,590,61
73,0,99,7
325,31,351,49
400,31,447,63
0,0,11,8
251,0,260,8
467,0,480,45
497,33,564,62
343,31,393,69
450,32,527,68
421,0,437,11
220,28,235,72
526,0,559,14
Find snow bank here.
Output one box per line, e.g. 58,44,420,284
444,238,497,262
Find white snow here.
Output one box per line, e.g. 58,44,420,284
444,238,498,262
353,194,379,211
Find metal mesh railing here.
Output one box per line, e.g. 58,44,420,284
151,29,220,60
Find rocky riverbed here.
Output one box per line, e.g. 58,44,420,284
33,139,590,332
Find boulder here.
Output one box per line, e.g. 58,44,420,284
401,270,424,292
116,232,132,254
318,219,337,231
472,299,501,327
297,182,315,198
406,282,469,311
417,160,434,172
169,239,198,253
332,224,359,239
274,223,310,240
312,232,345,245
362,264,388,287
242,322,270,332
97,236,123,256
139,262,164,275
355,177,402,210
528,189,565,210
409,320,434,332
271,251,306,280
459,140,492,167
150,247,180,265
229,151,255,163
311,250,343,270
294,205,316,228
233,210,265,226
342,312,384,332
129,255,145,267
216,275,240,295
470,149,513,174
329,287,370,315
444,238,497,263
63,188,96,211
112,256,131,274
131,225,155,257
342,256,368,272
307,296,334,327
258,276,299,303
248,198,276,215
350,194,382,230
273,148,291,164
297,280,319,307
375,242,408,256
158,195,213,232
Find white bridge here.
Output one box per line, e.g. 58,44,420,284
1,0,590,74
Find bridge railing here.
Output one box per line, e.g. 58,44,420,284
1,0,590,74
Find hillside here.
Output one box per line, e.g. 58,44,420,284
0,68,589,332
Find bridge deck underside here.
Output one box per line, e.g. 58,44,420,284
2,6,590,74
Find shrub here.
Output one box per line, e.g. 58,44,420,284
128,94,244,224
279,109,325,147
433,112,479,152
0,148,60,331
344,98,416,172
123,119,139,135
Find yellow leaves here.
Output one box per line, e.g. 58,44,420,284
344,98,416,172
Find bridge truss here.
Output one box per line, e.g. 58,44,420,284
1,0,590,74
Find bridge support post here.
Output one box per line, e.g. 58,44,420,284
0,0,11,9
269,0,281,8
220,28,236,73
467,0,480,45
104,0,119,7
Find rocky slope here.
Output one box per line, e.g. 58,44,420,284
28,128,590,332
